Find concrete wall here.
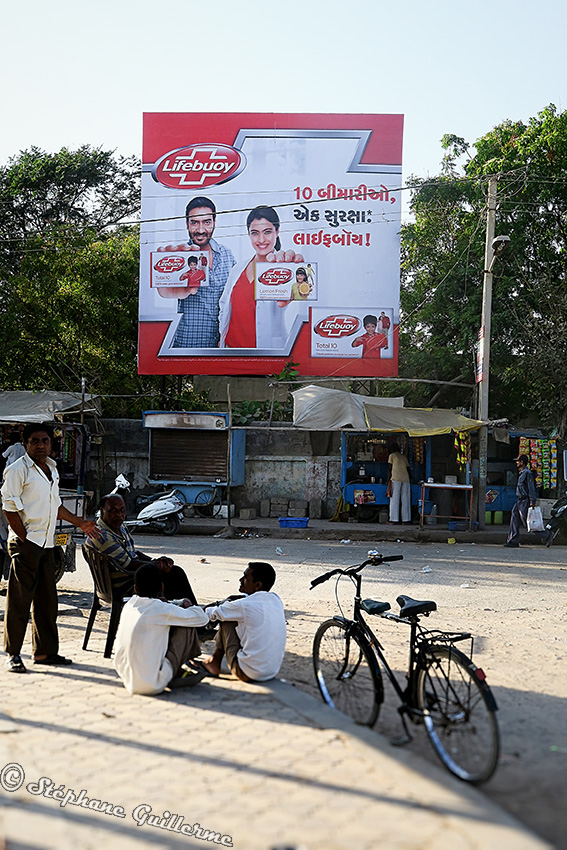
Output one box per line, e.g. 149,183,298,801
243,456,341,516
241,427,341,516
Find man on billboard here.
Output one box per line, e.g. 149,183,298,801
156,197,235,348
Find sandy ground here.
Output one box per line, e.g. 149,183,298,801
54,535,567,847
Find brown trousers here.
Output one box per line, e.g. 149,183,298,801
165,626,202,679
4,539,58,657
215,621,254,682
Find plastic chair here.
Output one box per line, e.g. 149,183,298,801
82,545,128,658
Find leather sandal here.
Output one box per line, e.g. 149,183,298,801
33,654,73,666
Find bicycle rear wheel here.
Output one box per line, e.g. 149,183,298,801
416,646,499,783
313,619,383,727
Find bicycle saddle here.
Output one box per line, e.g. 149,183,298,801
361,599,391,615
396,595,437,617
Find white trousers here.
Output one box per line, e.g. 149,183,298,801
389,480,411,523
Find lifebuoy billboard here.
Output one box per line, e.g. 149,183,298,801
139,113,403,376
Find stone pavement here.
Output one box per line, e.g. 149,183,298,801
0,567,551,850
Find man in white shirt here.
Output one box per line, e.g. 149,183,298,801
387,442,412,524
2,432,25,468
200,562,286,683
1,424,99,673
113,564,209,695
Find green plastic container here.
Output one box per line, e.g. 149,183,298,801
493,511,503,525
485,511,492,525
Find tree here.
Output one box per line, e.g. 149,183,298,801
0,147,211,417
401,104,567,434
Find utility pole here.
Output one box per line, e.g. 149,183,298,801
477,176,498,528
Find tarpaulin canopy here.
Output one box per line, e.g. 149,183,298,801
363,404,483,436
292,385,483,435
0,391,101,424
292,385,403,430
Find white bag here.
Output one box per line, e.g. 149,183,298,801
527,506,545,533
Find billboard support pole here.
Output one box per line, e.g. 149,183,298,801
226,384,232,527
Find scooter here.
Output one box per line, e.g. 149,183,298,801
108,475,186,536
543,494,567,546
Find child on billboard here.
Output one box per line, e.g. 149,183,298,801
351,314,388,358
291,268,312,300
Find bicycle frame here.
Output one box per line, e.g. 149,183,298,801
312,554,500,782
336,569,473,721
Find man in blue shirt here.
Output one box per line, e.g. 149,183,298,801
504,454,550,547
156,196,235,348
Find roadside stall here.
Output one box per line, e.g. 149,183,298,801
292,386,484,526
143,411,245,517
484,427,562,523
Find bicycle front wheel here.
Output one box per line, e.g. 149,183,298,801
313,619,383,727
416,646,499,783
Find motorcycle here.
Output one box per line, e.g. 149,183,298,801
543,494,567,547
108,475,186,536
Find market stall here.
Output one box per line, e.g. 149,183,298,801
292,385,484,524
484,428,562,522
142,411,245,514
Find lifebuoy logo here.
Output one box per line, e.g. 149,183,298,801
152,144,246,189
314,315,360,337
153,256,186,273
259,268,293,285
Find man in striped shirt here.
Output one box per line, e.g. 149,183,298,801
155,197,236,348
85,495,197,602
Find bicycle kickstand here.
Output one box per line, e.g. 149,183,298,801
390,706,413,747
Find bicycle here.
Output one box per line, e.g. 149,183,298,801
311,550,499,784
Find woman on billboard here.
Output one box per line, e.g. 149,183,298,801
219,206,306,349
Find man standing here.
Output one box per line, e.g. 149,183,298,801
199,562,286,683
387,442,412,524
2,432,25,468
85,494,198,603
1,424,99,672
504,454,549,548
156,196,235,348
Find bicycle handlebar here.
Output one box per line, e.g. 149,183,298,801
310,553,404,589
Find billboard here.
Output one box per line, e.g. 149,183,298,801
139,113,403,376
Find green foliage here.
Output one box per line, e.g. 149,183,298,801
232,397,294,425
0,145,211,418
231,360,298,424
401,104,567,432
270,359,300,383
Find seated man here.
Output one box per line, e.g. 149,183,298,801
114,565,208,695
199,562,286,683
85,494,197,602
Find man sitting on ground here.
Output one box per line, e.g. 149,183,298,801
85,494,197,602
114,565,209,695
199,562,286,683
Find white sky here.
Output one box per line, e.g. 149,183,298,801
2,0,565,220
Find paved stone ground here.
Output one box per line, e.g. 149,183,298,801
0,550,552,850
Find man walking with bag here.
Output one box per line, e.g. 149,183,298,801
504,454,550,548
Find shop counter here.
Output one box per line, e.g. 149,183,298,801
419,482,473,529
